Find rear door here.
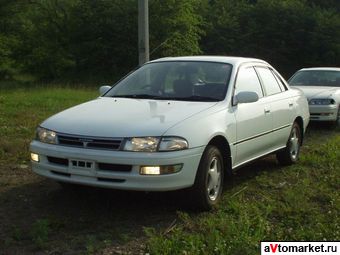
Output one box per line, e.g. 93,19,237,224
255,66,293,149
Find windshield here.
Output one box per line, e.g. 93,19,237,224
289,70,340,87
104,61,232,101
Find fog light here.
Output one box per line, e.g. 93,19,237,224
140,164,183,175
31,153,39,162
140,166,160,175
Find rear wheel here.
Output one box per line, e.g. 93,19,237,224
190,145,224,210
276,122,301,165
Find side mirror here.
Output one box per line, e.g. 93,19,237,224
99,85,111,95
234,91,259,104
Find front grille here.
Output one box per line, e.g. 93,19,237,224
58,134,122,150
57,136,83,147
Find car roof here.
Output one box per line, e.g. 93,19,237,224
148,56,268,66
298,67,340,72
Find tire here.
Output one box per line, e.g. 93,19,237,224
190,145,224,210
276,122,301,166
336,106,340,126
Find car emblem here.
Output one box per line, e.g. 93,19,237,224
79,138,93,147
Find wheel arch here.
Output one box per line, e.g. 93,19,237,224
207,135,232,176
294,116,304,145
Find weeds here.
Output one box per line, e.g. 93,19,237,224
30,219,50,249
11,226,23,241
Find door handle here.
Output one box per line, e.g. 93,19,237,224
289,103,294,107
264,108,271,114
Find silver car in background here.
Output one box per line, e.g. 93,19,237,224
289,67,340,124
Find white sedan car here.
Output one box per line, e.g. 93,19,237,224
30,56,309,209
289,67,340,124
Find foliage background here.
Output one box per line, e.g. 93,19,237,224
0,0,339,83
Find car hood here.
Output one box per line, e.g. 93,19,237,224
41,97,218,137
293,86,339,99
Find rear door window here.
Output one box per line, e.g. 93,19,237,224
271,70,288,91
256,67,282,96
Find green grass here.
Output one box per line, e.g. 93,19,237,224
0,86,96,164
0,86,339,254
30,219,51,249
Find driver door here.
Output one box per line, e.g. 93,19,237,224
232,65,273,167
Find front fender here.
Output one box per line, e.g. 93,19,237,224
162,106,236,154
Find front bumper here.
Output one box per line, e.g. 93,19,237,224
309,104,339,121
30,141,204,191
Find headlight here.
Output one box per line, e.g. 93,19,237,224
123,136,188,152
159,137,188,151
124,137,160,152
309,98,335,105
36,127,57,144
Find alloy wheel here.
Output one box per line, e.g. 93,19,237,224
206,157,222,201
289,126,300,160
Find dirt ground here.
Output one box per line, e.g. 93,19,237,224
0,169,187,254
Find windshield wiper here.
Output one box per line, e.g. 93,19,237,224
111,94,219,101
169,95,219,102
112,94,162,99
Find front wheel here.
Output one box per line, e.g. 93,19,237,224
190,145,224,210
276,122,301,165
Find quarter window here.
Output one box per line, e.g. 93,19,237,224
235,66,263,98
256,67,282,96
271,70,288,91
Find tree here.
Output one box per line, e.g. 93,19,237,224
17,0,138,81
0,0,339,82
0,0,22,79
149,0,205,58
201,0,340,77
